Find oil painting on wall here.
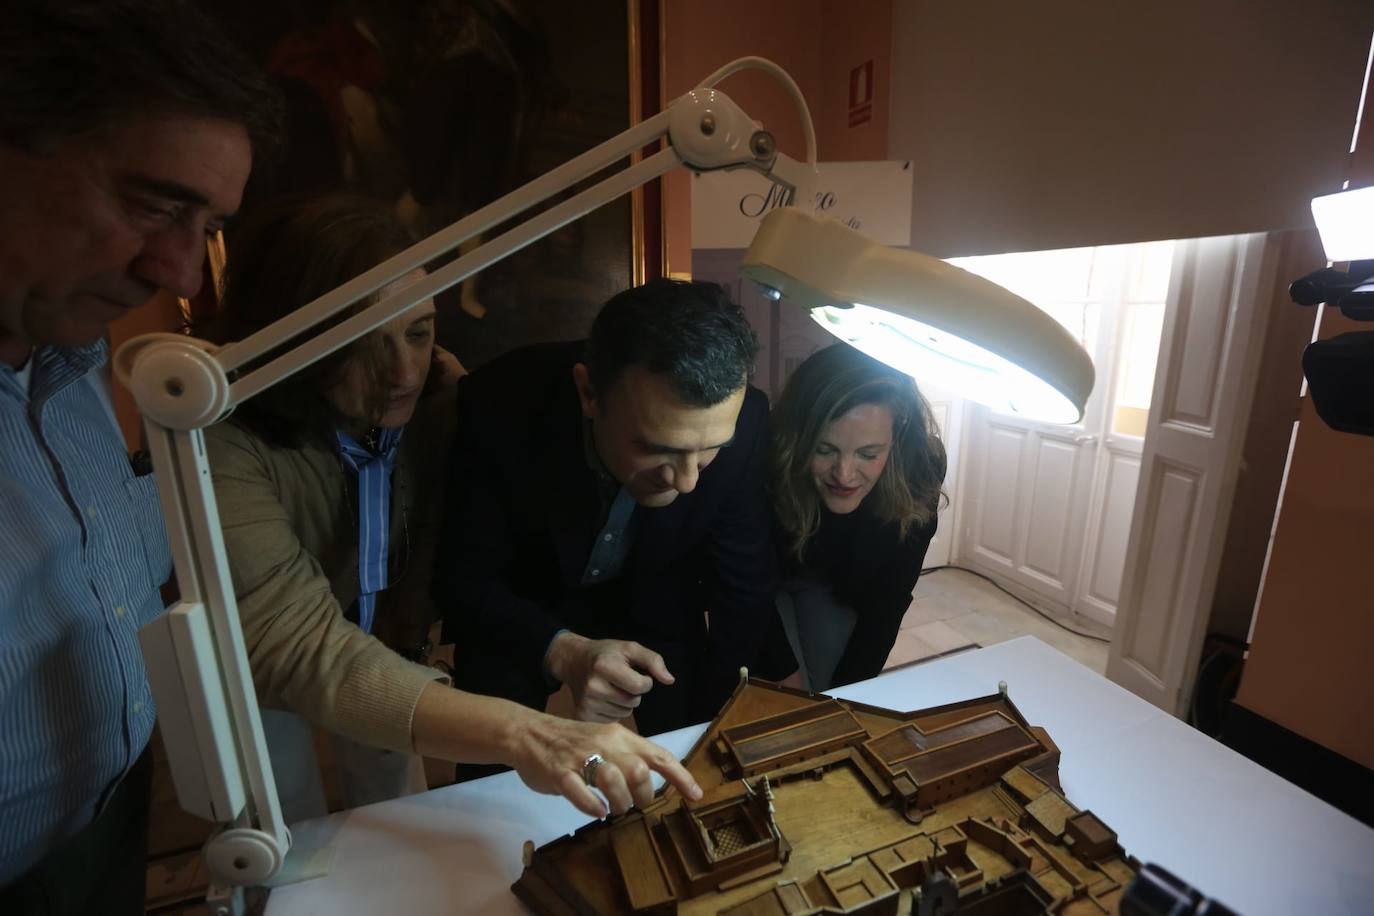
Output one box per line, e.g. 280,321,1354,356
201,0,645,368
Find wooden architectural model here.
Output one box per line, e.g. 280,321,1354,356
514,678,1141,914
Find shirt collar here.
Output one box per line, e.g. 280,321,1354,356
35,340,107,375
582,418,617,486
3,340,107,401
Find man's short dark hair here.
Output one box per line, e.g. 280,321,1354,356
0,1,281,160
585,278,759,407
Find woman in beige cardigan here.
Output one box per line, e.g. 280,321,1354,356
204,194,699,821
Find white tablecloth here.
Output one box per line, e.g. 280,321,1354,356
265,636,1374,915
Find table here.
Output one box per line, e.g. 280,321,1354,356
264,636,1374,915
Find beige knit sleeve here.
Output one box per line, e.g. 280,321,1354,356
205,422,443,753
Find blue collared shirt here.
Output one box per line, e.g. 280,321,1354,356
0,341,170,884
581,486,636,586
334,425,402,634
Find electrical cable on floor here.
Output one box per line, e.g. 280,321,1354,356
1187,633,1249,732
920,565,1113,644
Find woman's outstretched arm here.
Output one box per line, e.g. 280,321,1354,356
411,681,703,818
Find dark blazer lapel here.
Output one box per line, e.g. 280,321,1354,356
541,376,600,590
632,485,692,577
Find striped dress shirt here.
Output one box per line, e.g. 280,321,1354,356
0,341,170,885
334,426,401,635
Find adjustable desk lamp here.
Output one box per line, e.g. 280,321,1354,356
113,57,1094,913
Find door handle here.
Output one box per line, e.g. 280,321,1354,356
1074,434,1097,445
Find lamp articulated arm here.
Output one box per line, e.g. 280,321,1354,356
112,60,818,911
119,70,817,431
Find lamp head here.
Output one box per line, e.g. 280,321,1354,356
1310,185,1374,263
741,208,1095,424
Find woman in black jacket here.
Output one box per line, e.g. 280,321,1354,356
770,343,947,691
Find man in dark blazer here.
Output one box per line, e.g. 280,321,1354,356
436,279,782,736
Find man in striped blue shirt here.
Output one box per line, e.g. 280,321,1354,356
0,4,279,912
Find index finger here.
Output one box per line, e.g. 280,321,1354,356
635,741,701,801
602,655,654,697
622,642,675,685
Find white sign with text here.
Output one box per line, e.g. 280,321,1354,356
690,160,913,250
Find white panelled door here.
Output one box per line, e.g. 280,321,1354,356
1074,436,1144,625
961,410,1101,607
953,242,1172,621
1106,233,1280,715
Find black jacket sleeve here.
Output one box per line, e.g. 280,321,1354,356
693,388,781,718
828,511,938,687
434,369,568,693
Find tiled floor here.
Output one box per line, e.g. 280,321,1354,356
884,567,1112,674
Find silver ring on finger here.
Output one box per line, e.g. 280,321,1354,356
581,753,605,788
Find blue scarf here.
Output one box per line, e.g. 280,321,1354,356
334,426,402,634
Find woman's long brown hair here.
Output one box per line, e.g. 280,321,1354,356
770,343,947,561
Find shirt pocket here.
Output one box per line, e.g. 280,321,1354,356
123,474,173,611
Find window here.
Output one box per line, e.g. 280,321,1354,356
946,246,1102,353
1112,240,1173,436
947,241,1174,435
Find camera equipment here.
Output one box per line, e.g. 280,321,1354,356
1289,259,1374,437
1122,863,1240,916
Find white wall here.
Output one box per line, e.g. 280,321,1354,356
887,0,1372,257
